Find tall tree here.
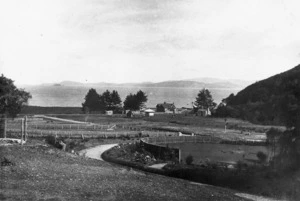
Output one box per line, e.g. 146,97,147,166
100,90,112,110
82,88,101,113
194,88,216,110
110,90,122,111
100,90,122,112
0,74,31,138
136,90,148,109
123,90,147,111
123,93,138,110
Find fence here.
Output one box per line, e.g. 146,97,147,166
143,135,222,145
141,140,179,160
6,129,179,139
7,123,118,131
7,123,188,133
140,135,223,162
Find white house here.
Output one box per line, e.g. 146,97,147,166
144,109,155,117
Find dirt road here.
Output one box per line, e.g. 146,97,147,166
80,144,118,160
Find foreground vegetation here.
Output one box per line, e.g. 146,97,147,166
0,139,247,201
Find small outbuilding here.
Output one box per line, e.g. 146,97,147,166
196,108,211,116
105,110,113,115
126,110,133,118
144,109,155,117
156,102,176,113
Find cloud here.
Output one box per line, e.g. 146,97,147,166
1,0,300,85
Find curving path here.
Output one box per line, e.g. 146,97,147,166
79,144,118,160
79,143,284,201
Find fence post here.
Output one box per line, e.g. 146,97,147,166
21,119,24,145
179,149,182,163
24,116,27,141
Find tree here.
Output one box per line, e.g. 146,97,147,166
135,90,148,109
194,88,216,112
110,90,122,112
0,74,31,138
82,89,123,114
100,90,122,112
123,93,138,110
82,88,101,112
100,90,112,110
123,90,148,111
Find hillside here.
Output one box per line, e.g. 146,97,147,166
137,80,242,89
222,64,300,125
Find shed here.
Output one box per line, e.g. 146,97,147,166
144,109,155,117
156,102,176,113
196,108,211,116
105,110,113,116
126,110,133,118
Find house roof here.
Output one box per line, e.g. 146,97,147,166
144,109,155,113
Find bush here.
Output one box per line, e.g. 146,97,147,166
236,160,247,171
45,135,62,149
45,135,56,146
67,141,77,150
185,155,194,165
257,151,267,163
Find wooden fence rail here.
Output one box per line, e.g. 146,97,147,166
144,135,222,145
7,129,179,139
7,124,118,131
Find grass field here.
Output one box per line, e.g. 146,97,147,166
48,113,280,142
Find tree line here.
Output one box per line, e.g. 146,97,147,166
81,88,148,113
82,87,218,114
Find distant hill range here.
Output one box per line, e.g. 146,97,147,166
221,64,300,125
48,78,252,89
21,78,252,108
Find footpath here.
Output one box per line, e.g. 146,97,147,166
79,144,118,160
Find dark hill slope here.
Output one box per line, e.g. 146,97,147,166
223,64,300,125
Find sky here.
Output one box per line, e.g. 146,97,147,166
1,0,300,85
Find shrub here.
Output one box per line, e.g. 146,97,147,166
45,135,62,149
257,151,267,163
67,141,77,150
185,155,194,165
236,160,246,171
45,135,56,146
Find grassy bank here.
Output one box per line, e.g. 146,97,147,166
0,139,246,201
